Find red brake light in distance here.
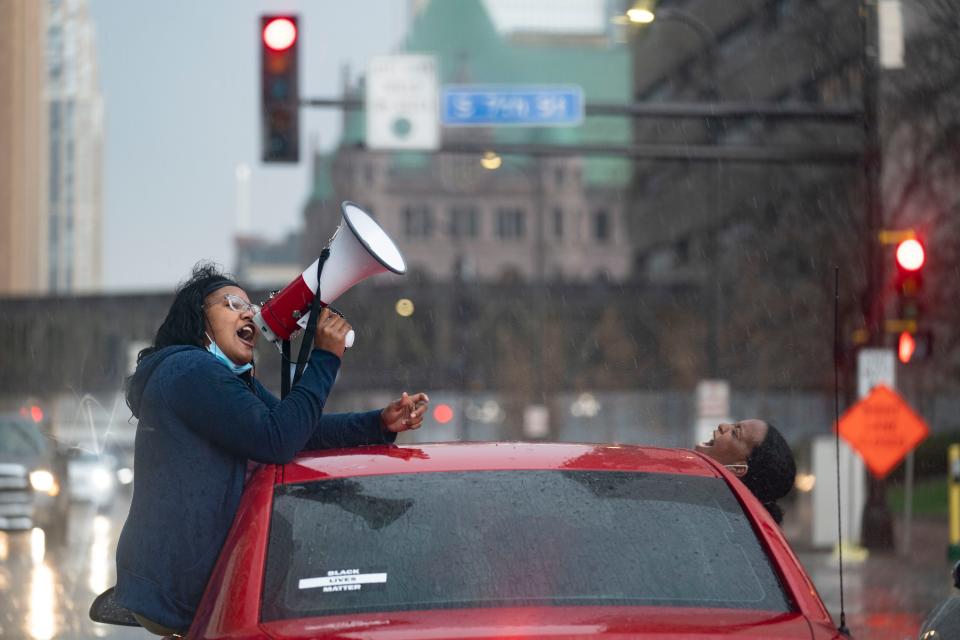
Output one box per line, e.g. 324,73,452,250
433,404,454,425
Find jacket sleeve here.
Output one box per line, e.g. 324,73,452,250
161,349,341,464
251,378,396,450
303,410,397,451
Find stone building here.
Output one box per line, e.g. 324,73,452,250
302,0,634,285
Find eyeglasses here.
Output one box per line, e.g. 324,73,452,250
206,294,261,315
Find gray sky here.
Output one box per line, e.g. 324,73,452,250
88,0,609,292
89,0,409,292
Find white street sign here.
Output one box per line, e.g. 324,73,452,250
695,379,730,448
857,348,896,399
523,404,550,439
696,380,729,418
366,55,439,150
879,0,905,69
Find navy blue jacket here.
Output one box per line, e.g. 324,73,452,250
114,345,393,631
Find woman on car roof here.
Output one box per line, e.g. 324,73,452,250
695,419,796,524
112,262,429,636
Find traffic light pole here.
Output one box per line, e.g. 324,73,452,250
859,0,895,551
300,96,862,164
302,96,862,120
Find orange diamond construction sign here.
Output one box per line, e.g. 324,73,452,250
838,384,929,478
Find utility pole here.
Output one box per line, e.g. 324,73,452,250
859,0,895,551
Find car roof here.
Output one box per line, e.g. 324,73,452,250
282,442,723,485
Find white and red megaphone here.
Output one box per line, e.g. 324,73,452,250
253,201,406,348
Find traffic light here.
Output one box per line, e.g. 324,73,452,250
894,237,924,327
898,330,916,364
261,16,299,163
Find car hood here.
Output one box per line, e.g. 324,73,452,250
259,606,831,639
0,452,43,469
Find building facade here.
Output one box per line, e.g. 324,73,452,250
301,0,634,284
45,0,104,292
0,0,49,295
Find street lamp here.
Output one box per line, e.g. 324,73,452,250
480,150,502,171
626,0,655,24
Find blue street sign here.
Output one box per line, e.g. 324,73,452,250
441,85,584,127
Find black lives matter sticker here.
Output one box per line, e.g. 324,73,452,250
298,567,388,594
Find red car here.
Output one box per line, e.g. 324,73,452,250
160,442,837,639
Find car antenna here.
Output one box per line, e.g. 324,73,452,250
833,267,851,638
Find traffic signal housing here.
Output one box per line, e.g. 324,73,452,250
261,16,299,163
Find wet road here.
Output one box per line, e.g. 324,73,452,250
0,494,140,640
0,492,953,639
796,517,955,640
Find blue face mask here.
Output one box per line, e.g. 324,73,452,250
205,333,253,375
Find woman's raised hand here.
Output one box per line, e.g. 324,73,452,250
313,307,352,357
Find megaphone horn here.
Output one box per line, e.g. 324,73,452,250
253,201,406,346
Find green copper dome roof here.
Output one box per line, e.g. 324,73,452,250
342,0,631,187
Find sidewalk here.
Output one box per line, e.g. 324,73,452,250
790,516,955,640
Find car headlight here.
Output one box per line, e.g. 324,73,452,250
92,467,114,491
117,467,134,485
29,469,56,494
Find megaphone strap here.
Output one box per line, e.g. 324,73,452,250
283,248,330,398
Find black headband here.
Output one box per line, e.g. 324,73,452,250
200,277,239,300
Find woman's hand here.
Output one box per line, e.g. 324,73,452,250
313,307,352,358
380,392,430,434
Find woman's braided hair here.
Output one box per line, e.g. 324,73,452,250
741,422,796,524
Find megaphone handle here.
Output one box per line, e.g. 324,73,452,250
326,305,355,349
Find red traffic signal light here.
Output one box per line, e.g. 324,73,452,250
895,238,925,272
898,331,916,364
261,15,299,163
262,18,297,51
892,234,924,322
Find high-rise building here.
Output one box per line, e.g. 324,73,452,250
45,0,104,292
0,0,49,295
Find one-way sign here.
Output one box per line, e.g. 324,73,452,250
441,85,584,127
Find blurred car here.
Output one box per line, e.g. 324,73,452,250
917,560,960,639
0,413,70,544
67,448,118,506
95,442,844,639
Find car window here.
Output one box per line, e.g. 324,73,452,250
0,419,46,456
262,470,792,620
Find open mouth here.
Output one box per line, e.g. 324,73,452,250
236,324,256,346
699,432,716,448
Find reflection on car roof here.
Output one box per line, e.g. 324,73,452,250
284,442,720,484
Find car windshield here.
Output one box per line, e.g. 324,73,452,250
262,470,791,620
0,419,46,457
